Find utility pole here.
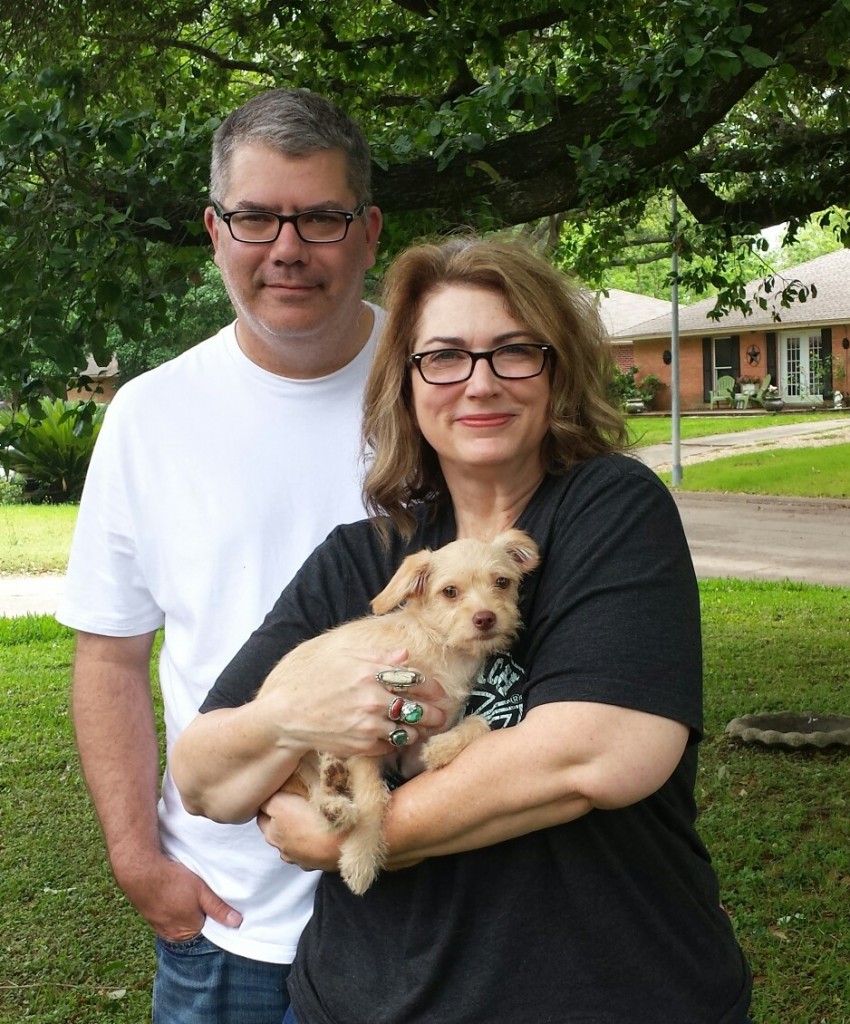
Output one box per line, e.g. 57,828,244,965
670,192,682,486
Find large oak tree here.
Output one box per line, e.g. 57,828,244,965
2,0,849,392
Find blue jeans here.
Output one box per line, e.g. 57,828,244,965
154,934,291,1024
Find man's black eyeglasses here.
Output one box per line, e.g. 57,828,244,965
212,202,368,244
408,343,553,385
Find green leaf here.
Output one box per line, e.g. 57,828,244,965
740,45,774,69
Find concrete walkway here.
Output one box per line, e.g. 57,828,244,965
2,416,849,616
636,416,850,470
0,574,65,618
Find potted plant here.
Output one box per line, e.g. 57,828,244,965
762,384,784,412
638,373,662,410
610,366,645,413
810,353,836,400
737,374,761,397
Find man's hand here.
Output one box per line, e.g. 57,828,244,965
116,851,242,941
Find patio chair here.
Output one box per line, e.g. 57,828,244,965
709,374,736,409
747,373,772,408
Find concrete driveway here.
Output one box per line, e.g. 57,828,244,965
639,416,850,587
673,491,850,586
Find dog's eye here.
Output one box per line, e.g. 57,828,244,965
494,577,511,590
442,586,459,599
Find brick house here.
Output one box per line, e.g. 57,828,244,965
608,248,850,412
66,354,120,404
594,289,672,373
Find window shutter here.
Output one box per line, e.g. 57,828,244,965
821,327,833,396
766,332,777,382
702,337,712,401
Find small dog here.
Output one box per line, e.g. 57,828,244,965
256,528,540,893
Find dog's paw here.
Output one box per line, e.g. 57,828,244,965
318,794,360,831
339,839,385,894
421,716,490,770
319,756,353,799
340,857,380,895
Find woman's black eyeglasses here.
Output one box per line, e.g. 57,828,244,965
408,343,553,385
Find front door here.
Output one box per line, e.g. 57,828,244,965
779,332,823,402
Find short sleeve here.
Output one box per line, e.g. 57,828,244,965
518,459,703,734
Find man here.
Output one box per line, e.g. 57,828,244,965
57,89,384,1022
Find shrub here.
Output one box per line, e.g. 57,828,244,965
0,397,105,503
609,366,662,408
0,471,25,504
608,365,640,407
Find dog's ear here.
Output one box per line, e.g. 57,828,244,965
493,529,541,575
371,550,433,614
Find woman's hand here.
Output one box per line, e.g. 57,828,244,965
256,647,449,760
173,648,448,825
258,786,344,872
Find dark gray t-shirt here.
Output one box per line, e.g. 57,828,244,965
203,455,752,1024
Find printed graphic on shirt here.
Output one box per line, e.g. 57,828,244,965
464,653,526,729
383,653,525,791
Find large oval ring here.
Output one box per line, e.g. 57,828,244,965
388,697,406,722
388,728,409,747
400,700,424,725
375,668,425,691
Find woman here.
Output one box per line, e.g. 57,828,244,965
174,238,753,1023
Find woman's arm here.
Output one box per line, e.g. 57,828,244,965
261,700,688,869
383,700,689,863
173,703,301,825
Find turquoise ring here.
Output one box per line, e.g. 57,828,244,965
388,728,409,747
400,701,424,725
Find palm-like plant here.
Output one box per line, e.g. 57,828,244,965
0,398,105,503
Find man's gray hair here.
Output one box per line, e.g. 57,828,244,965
210,89,372,205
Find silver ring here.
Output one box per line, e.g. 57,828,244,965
388,697,405,722
388,728,409,747
400,701,424,725
376,668,425,690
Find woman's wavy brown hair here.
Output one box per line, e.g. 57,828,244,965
363,236,629,538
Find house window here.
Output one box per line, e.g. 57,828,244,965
712,337,735,385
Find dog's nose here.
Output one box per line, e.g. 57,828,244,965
473,610,496,631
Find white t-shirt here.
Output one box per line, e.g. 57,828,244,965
57,308,383,963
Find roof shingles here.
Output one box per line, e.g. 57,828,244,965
612,248,850,340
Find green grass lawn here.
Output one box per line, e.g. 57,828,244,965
658,443,850,498
625,411,836,447
0,505,78,574
636,412,850,498
0,616,158,1022
1,596,848,1023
